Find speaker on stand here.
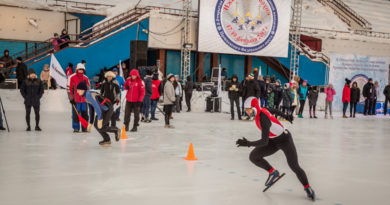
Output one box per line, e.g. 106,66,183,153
130,40,148,69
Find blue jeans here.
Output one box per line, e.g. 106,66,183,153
142,96,151,119
260,97,266,107
151,99,158,118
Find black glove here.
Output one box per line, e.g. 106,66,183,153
70,99,76,105
236,137,251,147
286,114,294,124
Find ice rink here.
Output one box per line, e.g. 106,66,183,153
0,90,389,205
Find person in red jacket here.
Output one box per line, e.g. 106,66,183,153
342,78,351,118
68,63,90,132
123,69,145,132
150,73,161,120
65,63,73,77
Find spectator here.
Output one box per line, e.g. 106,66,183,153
52,33,62,51
221,68,228,79
66,63,73,77
264,76,271,106
174,75,183,113
384,82,390,116
20,68,44,131
372,81,380,115
184,75,194,112
342,78,351,118
0,49,14,68
15,57,28,88
40,64,51,90
141,70,153,123
297,80,309,118
240,76,249,116
243,74,260,101
308,86,319,118
123,69,145,132
122,62,129,79
324,84,336,119
228,74,241,120
163,74,176,128
350,81,360,118
290,81,299,115
100,71,120,127
266,87,274,109
150,72,161,120
68,63,90,132
253,68,259,79
281,83,292,115
363,78,374,115
112,68,125,121
257,75,266,107
60,29,70,49
273,79,283,109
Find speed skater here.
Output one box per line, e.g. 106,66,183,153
236,97,315,201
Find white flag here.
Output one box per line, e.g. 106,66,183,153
258,66,262,79
217,64,222,97
49,54,67,88
119,60,124,78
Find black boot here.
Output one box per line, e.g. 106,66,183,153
35,126,42,131
26,126,31,131
125,124,129,132
130,127,137,132
0,127,5,130
115,129,120,141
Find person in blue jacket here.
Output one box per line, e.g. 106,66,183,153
76,82,120,146
297,80,308,118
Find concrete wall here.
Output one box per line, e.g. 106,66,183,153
0,6,66,41
322,38,390,57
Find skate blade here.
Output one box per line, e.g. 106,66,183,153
262,173,285,192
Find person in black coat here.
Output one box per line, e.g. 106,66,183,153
141,69,153,122
60,29,70,49
383,82,390,115
273,80,283,109
184,75,194,112
350,82,360,118
100,71,120,127
281,83,293,115
20,68,44,131
228,74,242,120
243,74,260,100
362,78,374,115
15,57,28,88
257,75,266,107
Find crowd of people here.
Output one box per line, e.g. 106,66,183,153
227,69,390,121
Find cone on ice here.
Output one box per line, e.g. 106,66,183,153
184,143,198,160
121,125,128,140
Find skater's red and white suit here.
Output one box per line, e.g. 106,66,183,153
244,97,285,138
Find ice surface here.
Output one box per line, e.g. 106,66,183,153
0,90,389,205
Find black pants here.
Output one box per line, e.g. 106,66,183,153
372,99,377,114
342,101,349,116
249,130,309,186
384,97,390,115
309,104,316,116
185,92,192,111
350,102,357,116
25,105,40,127
94,107,119,142
290,105,296,116
229,98,241,119
298,100,306,115
164,104,173,125
364,98,374,115
124,101,140,129
281,106,290,115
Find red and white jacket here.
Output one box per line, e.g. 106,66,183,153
244,97,286,146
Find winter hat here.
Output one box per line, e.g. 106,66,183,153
254,67,258,71
303,80,308,83
68,62,73,67
248,73,255,79
28,68,36,75
145,69,153,76
345,78,351,84
76,82,88,91
104,71,116,79
17,57,23,61
76,63,85,71
276,79,281,85
112,68,118,72
167,74,174,81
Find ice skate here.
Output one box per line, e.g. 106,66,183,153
99,140,111,146
304,186,316,201
263,170,285,192
0,127,5,131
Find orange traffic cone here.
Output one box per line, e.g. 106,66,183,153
184,143,198,160
121,125,128,140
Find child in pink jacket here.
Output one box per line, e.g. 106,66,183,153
324,84,336,119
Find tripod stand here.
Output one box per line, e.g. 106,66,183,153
0,97,10,132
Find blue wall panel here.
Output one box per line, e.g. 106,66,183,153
165,50,196,80
27,19,149,78
252,57,288,85
71,13,105,33
219,54,245,81
202,53,211,79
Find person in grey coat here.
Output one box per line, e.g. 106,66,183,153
163,74,176,128
281,83,293,115
307,86,319,118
